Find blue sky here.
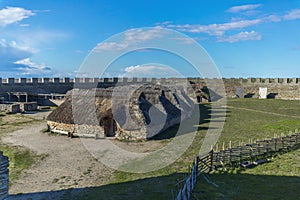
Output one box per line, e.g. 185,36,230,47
0,0,300,78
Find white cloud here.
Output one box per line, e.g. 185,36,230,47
283,9,300,20
19,23,30,27
227,4,262,13
217,31,262,43
161,7,300,43
124,28,165,43
14,58,51,70
167,19,262,36
122,64,181,78
94,27,167,51
14,58,52,75
155,21,173,26
0,39,34,69
171,37,195,44
0,7,35,26
0,38,35,53
264,15,281,22
95,42,128,51
0,39,52,75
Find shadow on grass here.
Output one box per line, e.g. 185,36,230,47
9,172,300,200
22,110,52,114
194,172,300,200
9,173,182,200
150,103,210,140
151,103,230,140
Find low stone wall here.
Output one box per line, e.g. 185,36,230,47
0,151,9,200
19,102,38,112
47,120,176,140
47,121,106,138
0,103,20,114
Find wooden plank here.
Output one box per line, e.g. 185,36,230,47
51,129,68,135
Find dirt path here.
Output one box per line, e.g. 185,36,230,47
2,120,114,195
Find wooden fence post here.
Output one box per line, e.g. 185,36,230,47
210,150,214,172
196,156,199,174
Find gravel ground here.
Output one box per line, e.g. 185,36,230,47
2,114,114,196
2,111,168,199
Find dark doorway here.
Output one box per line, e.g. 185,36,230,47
100,116,117,137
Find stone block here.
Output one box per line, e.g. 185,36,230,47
19,78,27,84
8,78,15,84
31,78,38,84
236,87,244,98
75,78,81,83
53,78,60,84
42,78,50,84
113,77,118,83
64,77,70,83
84,78,90,83
92,78,99,83
259,87,267,99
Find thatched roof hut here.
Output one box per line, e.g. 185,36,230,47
47,84,194,139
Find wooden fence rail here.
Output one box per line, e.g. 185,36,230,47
174,131,300,200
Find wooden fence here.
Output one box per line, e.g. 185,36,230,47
174,131,300,200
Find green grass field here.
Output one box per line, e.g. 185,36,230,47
194,149,300,200
1,99,300,199
69,99,300,199
192,99,300,200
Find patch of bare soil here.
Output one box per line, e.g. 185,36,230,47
111,139,167,153
2,117,114,195
2,111,170,198
1,114,33,124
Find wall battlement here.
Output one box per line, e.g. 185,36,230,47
0,77,299,100
0,77,299,85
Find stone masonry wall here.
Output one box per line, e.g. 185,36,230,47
47,121,106,138
0,103,20,113
0,77,299,100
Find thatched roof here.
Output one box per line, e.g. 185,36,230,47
47,84,195,133
47,88,113,126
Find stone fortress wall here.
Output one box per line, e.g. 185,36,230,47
0,77,299,100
